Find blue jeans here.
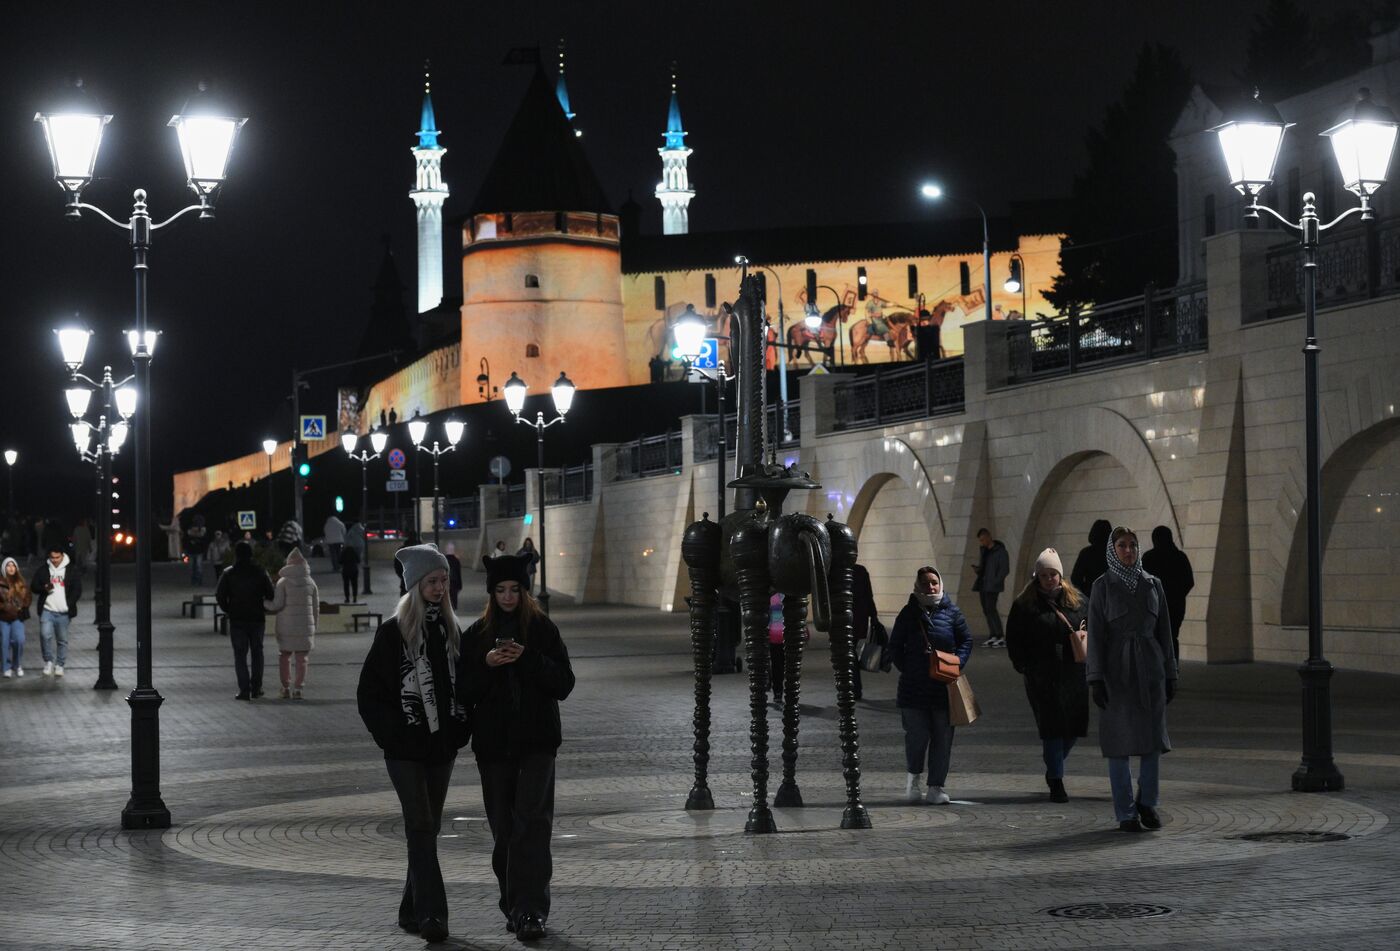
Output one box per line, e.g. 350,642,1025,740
40,610,71,666
1108,753,1160,821
0,619,24,672
1042,736,1078,779
901,704,954,786
190,552,204,585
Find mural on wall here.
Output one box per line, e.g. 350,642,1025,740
337,387,366,436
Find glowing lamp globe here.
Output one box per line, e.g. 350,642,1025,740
65,387,92,419
56,327,92,370
503,372,528,415
550,372,576,416
370,431,389,454
340,432,359,454
1321,88,1398,198
445,419,466,446
1213,90,1291,197
70,421,92,454
262,438,277,456
673,309,707,360
34,78,111,198
1004,258,1023,294
804,304,823,330
3,451,15,467
168,82,247,200
114,385,137,419
108,421,129,453
407,417,428,446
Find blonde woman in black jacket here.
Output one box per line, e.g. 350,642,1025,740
460,554,575,941
356,544,470,944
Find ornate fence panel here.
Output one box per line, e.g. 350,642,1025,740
1262,216,1400,321
694,403,801,462
615,432,684,481
441,496,480,530
831,357,965,432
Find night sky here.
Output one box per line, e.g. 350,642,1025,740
0,0,1369,522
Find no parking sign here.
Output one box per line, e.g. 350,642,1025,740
387,448,406,470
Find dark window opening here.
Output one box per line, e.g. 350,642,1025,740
525,344,540,358
524,274,540,288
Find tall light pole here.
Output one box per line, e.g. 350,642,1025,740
503,370,575,615
261,439,278,534
37,77,246,829
1004,252,1028,320
920,183,993,325
58,332,136,692
408,415,464,548
1213,86,1399,792
342,429,389,595
3,450,15,524
752,260,792,442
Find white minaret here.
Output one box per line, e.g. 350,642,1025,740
410,65,448,313
655,66,694,235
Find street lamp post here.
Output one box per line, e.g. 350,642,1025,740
342,430,389,595
408,416,465,549
261,439,278,533
752,261,792,442
1004,253,1028,320
3,450,15,521
37,77,245,829
58,338,135,693
503,371,575,615
1213,87,1399,793
920,183,993,325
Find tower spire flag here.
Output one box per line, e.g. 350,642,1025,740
656,61,694,235
410,61,448,313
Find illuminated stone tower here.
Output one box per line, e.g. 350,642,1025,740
410,65,448,314
655,65,694,235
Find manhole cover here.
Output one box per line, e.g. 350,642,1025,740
1046,903,1173,920
1237,830,1351,843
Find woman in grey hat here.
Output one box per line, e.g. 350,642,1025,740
356,544,471,943
1086,527,1178,832
460,553,575,941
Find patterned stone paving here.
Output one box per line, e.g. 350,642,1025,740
1,560,1399,950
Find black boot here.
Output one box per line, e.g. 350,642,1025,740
1047,777,1068,803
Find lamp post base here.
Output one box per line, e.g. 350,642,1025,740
1293,659,1345,792
94,619,118,690
122,686,171,829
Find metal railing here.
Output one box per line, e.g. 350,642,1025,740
1263,215,1400,321
439,496,480,530
1006,283,1208,383
553,463,594,504
614,431,684,481
693,403,801,462
831,357,965,432
497,483,526,518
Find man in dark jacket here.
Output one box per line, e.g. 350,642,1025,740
216,541,275,700
1141,525,1195,663
32,547,82,677
1071,519,1113,594
971,528,1009,648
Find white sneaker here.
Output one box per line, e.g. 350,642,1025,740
927,786,952,805
279,686,291,699
54,665,65,678
43,661,53,676
292,687,303,701
2,669,10,678
13,667,21,677
905,773,925,802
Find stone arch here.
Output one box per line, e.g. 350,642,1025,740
1012,407,1180,585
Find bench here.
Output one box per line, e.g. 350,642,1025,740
182,594,219,619
352,612,383,633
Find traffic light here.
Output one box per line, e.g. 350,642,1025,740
857,266,868,301
292,444,311,495
959,261,971,296
334,495,344,513
806,268,817,305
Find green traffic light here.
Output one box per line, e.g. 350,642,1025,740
298,462,311,477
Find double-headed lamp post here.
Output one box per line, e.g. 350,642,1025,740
503,371,576,615
407,416,465,549
675,307,736,520
342,430,389,595
37,77,246,830
1213,87,1399,793
58,327,137,691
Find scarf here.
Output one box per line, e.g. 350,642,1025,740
398,605,465,733
1105,539,1143,592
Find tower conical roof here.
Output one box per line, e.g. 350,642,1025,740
417,65,440,149
469,66,611,216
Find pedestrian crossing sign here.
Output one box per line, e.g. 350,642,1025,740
237,511,257,530
299,415,327,440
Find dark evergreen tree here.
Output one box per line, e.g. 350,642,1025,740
1045,44,1193,313
1239,0,1371,101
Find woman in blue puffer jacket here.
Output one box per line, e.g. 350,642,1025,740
888,565,973,804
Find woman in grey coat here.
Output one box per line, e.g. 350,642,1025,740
1086,526,1178,832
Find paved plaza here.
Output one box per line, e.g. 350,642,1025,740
2,558,1399,950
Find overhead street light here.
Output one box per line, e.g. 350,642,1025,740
502,370,575,614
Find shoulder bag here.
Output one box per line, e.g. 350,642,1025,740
921,625,962,684
1052,605,1088,663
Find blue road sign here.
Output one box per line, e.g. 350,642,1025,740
237,511,257,530
299,415,327,440
693,337,719,369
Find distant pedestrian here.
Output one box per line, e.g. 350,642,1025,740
1070,519,1113,594
324,513,347,571
489,540,508,559
216,541,275,701
276,520,304,557
340,543,362,602
1141,525,1194,663
850,562,878,700
971,527,1009,647
31,546,80,678
1087,527,1177,833
516,538,539,593
185,514,209,586
461,553,575,941
888,566,972,804
766,593,809,702
206,529,232,573
0,557,32,678
265,547,319,700
444,542,463,611
357,544,470,944
345,520,366,561
1005,548,1088,803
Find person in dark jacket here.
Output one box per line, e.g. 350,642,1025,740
850,563,878,700
216,541,275,700
971,528,1009,647
460,554,575,941
888,565,972,804
357,544,470,944
339,543,361,603
444,542,463,611
1005,547,1089,803
1140,525,1194,663
1086,527,1178,833
1070,519,1113,594
31,547,81,678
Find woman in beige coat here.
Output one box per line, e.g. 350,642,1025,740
265,547,319,699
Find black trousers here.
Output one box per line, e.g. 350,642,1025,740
477,753,556,923
979,591,1004,640
343,572,358,602
386,756,455,928
228,620,265,694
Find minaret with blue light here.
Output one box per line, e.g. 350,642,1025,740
555,38,579,132
410,63,449,313
655,64,694,235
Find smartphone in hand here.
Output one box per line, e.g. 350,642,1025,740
494,636,517,650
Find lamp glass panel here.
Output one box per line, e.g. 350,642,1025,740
65,387,92,418
673,315,706,359
3,451,15,467
407,418,428,445
1325,119,1398,194
340,432,359,454
39,114,107,183
551,376,576,415
1004,277,1021,293
114,385,137,419
444,419,466,446
56,328,91,367
70,421,91,453
1216,121,1286,193
503,376,528,414
108,421,128,453
127,329,159,356
172,116,240,191
804,305,822,329
370,431,389,454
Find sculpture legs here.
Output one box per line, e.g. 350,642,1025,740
773,593,807,807
685,576,718,811
828,554,871,829
737,564,776,834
